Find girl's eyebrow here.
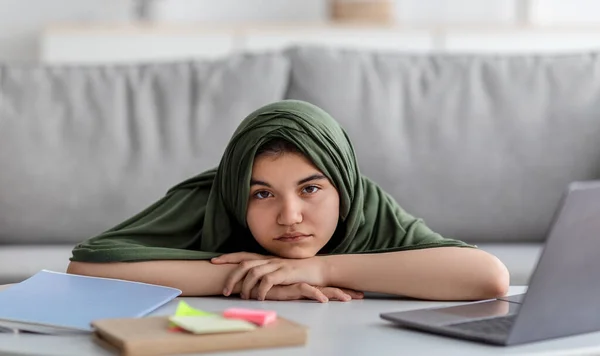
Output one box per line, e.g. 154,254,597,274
249,174,327,188
297,174,327,185
250,179,271,188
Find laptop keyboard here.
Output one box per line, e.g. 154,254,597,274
446,315,517,336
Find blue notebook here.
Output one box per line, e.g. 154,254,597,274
0,270,181,334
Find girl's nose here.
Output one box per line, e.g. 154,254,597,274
277,198,303,226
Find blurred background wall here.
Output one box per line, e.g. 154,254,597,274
2,0,600,63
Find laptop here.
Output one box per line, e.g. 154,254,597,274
380,180,600,346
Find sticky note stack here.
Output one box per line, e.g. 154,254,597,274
92,302,307,355
168,301,215,332
223,308,277,326
169,315,257,334
167,302,278,335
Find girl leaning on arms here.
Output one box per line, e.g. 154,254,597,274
68,100,509,303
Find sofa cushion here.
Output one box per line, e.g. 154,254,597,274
0,245,74,284
0,52,290,244
285,46,600,244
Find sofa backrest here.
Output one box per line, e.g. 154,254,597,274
0,53,290,244
3,46,600,246
285,46,600,244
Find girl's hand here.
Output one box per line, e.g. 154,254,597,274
251,283,364,303
212,252,328,300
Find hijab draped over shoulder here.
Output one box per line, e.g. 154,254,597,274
70,100,472,262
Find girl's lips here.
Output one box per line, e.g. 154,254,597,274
275,234,312,242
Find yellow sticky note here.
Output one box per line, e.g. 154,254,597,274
169,315,257,335
169,301,214,329
174,301,213,317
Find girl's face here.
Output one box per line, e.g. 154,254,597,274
246,152,340,259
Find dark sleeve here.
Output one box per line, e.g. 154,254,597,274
70,172,222,262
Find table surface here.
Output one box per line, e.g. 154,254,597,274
2,286,600,356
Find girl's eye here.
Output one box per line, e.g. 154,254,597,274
302,185,320,195
253,191,273,200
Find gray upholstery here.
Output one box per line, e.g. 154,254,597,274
285,46,600,244
0,53,290,245
2,46,594,286
0,245,73,285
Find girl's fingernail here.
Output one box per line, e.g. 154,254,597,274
223,288,229,296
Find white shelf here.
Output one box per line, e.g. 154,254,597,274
240,27,435,53
445,31,600,53
42,32,237,64
40,22,600,64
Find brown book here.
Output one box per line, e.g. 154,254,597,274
92,316,308,356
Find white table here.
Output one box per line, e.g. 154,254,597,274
2,286,600,356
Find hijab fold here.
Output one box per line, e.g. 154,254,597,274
71,100,472,262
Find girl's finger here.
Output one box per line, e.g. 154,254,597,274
256,269,289,301
320,287,351,302
222,260,269,296
241,263,280,300
251,285,299,301
299,283,329,303
339,288,364,299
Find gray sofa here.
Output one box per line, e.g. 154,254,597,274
3,46,599,285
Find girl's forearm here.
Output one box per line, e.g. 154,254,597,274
321,247,509,301
66,260,240,297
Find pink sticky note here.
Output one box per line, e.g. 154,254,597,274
223,308,277,326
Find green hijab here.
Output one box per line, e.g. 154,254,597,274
71,100,472,263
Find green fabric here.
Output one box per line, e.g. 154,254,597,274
71,100,473,262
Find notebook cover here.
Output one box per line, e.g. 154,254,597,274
0,270,181,333
92,316,308,356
